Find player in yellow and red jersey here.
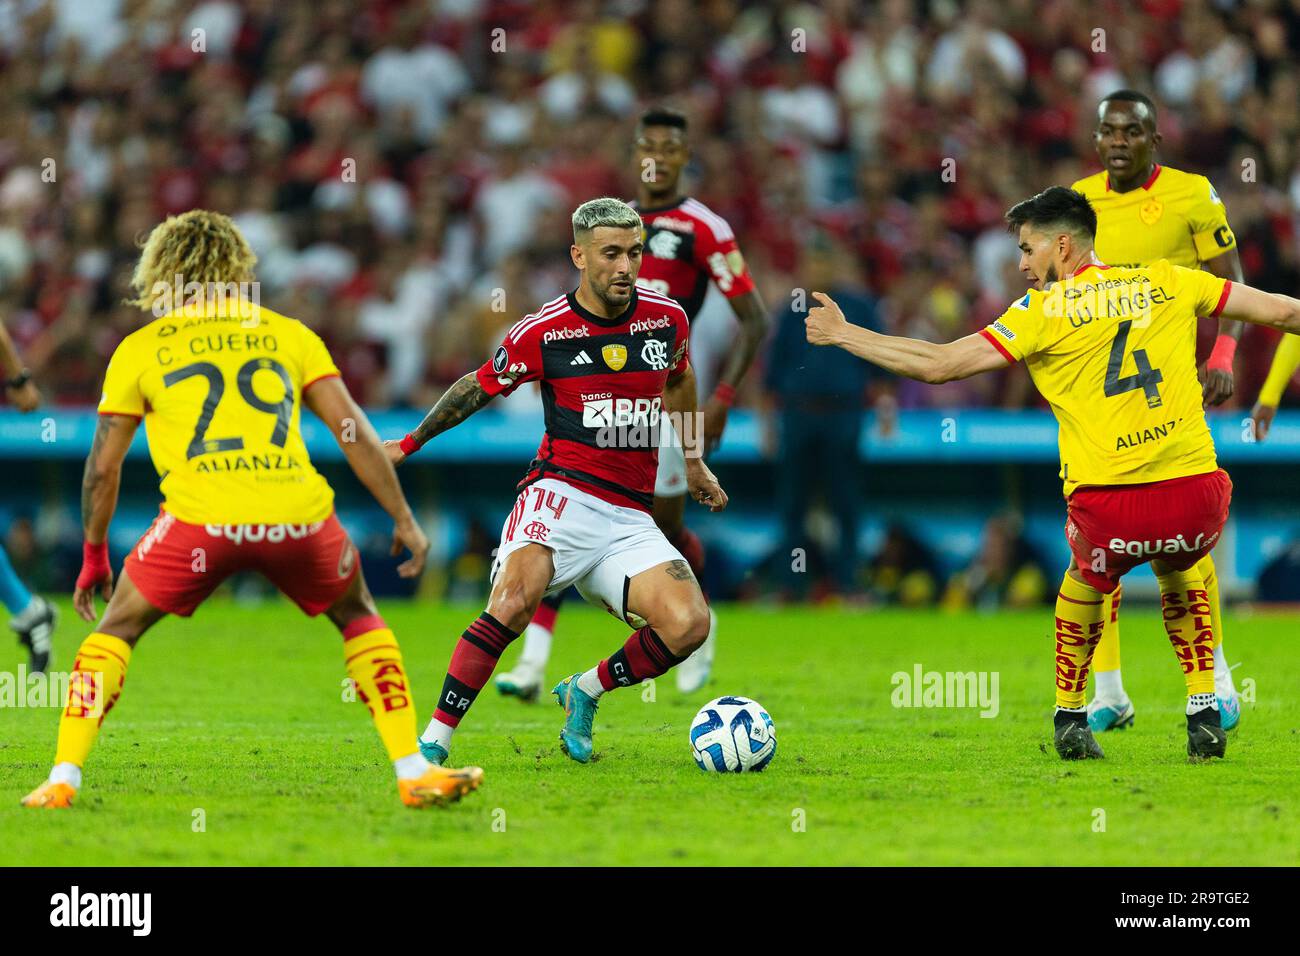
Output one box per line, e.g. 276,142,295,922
1071,90,1246,733
805,186,1300,762
20,210,481,810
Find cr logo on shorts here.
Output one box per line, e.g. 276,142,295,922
522,521,550,542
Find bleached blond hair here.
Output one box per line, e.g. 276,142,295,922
128,209,257,311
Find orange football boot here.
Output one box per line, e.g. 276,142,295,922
21,781,76,809
398,764,483,808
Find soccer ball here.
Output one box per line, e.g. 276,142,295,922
689,696,776,772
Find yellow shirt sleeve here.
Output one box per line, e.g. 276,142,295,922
300,327,341,389
97,335,145,418
1172,264,1231,318
981,291,1041,362
1187,176,1236,262
1259,333,1300,406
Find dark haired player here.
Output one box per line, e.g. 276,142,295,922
496,107,768,699
807,185,1300,762
1071,90,1245,734
390,197,728,764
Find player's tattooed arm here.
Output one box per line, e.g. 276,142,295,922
665,559,695,581
81,413,139,543
410,372,494,445
703,289,770,453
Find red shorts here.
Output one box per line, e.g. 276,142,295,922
1065,469,1232,594
123,509,358,617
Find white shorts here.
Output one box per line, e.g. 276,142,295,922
654,418,688,498
491,479,684,627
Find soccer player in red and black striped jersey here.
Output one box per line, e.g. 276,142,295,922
498,107,769,700
389,197,729,764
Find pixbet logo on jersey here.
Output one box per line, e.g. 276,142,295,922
628,315,672,335
542,325,590,344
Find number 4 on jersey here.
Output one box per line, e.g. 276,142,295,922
1104,319,1163,409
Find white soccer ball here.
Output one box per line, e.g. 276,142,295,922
689,696,777,772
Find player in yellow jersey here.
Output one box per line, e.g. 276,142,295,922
1251,335,1300,439
805,186,1300,761
1071,90,1245,733
20,210,482,810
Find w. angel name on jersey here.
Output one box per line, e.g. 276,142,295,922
475,287,690,512
633,197,755,319
980,260,1231,495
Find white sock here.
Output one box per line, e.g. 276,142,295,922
1094,669,1127,703
576,668,605,699
394,752,431,780
49,762,81,788
518,623,553,673
420,716,454,751
1188,692,1218,715
1213,643,1236,696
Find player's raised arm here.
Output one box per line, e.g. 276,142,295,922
386,370,497,466
1215,282,1300,335
805,292,1008,384
663,359,727,512
74,413,139,621
303,376,428,578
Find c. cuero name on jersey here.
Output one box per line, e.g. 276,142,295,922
1116,418,1182,451
154,330,280,367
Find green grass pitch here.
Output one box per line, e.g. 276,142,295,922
2,597,1297,866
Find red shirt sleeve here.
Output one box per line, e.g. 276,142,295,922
475,323,543,397
693,216,757,300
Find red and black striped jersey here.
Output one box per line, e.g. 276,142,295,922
632,197,756,320
475,288,690,512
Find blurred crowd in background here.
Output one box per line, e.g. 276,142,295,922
2,0,1300,412
5,0,1300,604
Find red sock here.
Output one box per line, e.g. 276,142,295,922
596,626,686,691
531,593,561,632
432,612,518,728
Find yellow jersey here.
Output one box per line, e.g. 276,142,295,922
1070,164,1236,269
98,302,341,524
981,261,1231,496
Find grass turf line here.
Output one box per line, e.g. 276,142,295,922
2,598,1297,866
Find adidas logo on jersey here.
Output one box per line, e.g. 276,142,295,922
570,350,593,365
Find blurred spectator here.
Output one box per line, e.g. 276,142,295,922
942,514,1050,611
765,233,887,599
865,522,941,607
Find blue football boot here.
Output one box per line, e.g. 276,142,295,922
553,674,599,763
419,739,450,766
1087,697,1135,732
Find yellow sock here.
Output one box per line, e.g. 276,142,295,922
1054,573,1107,709
1156,566,1215,697
1091,583,1123,673
1195,554,1225,654
54,633,132,769
344,625,419,762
